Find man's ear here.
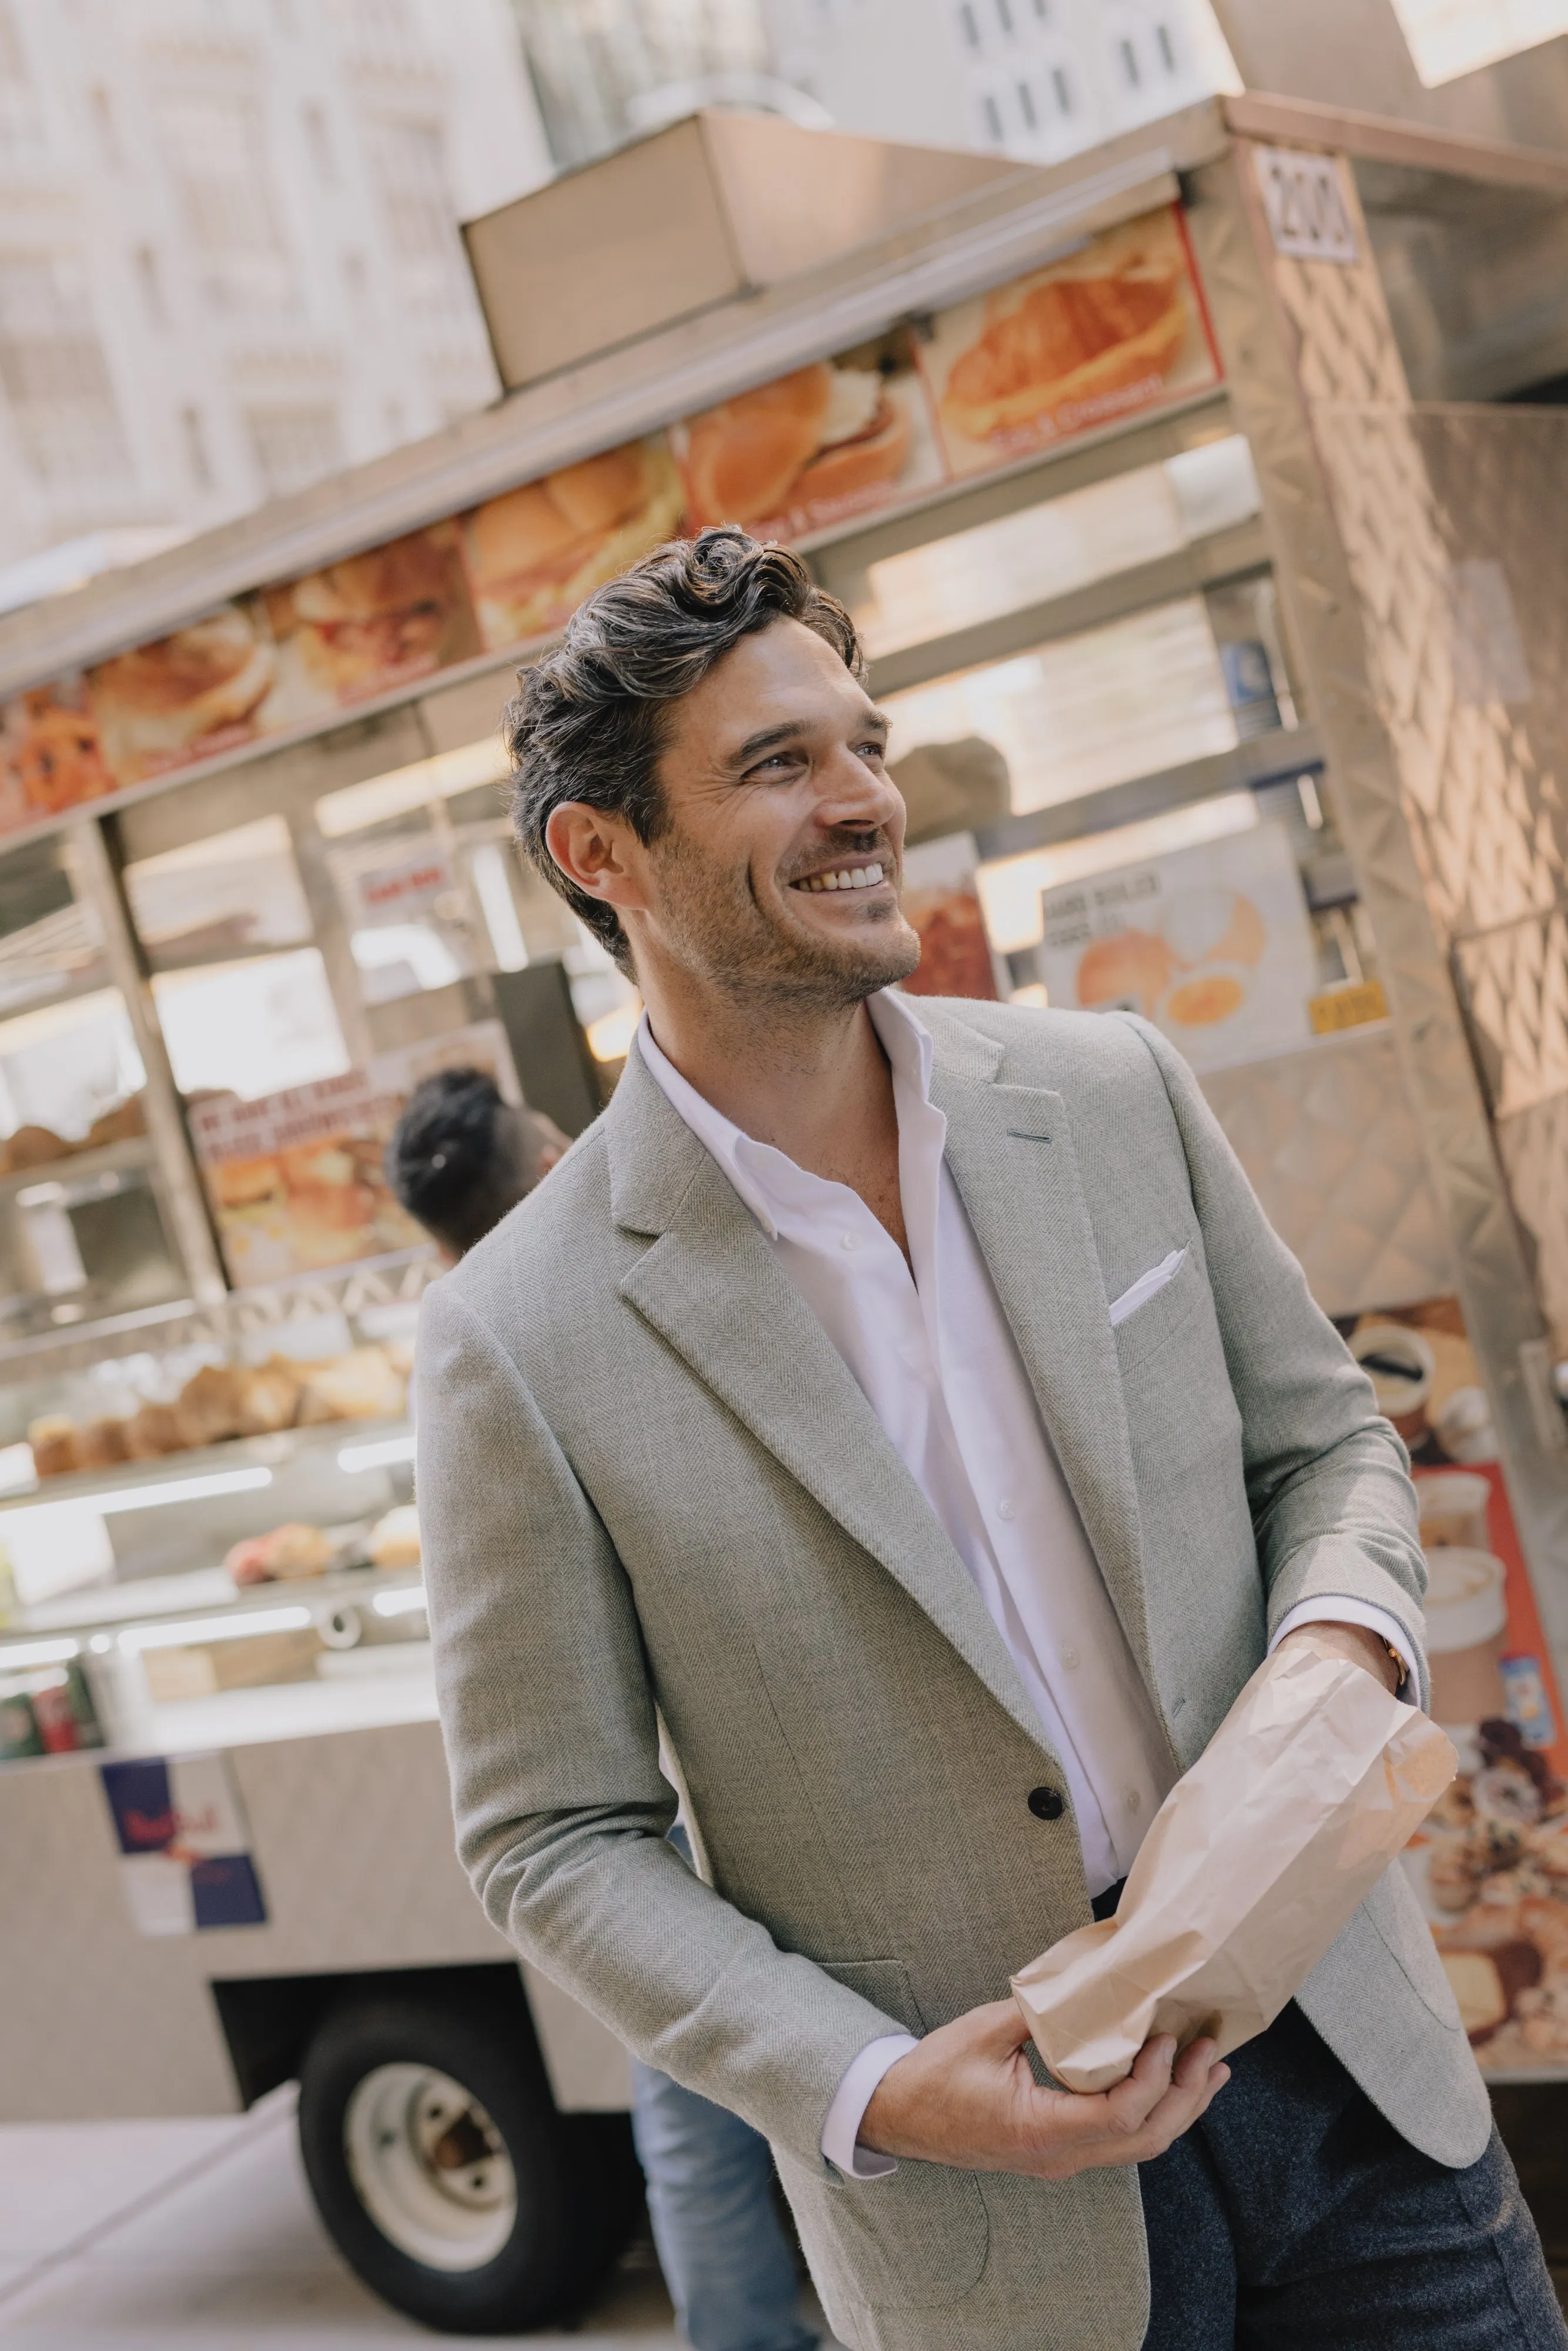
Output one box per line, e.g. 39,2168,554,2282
545,802,646,915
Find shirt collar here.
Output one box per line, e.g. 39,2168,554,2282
636,992,935,1243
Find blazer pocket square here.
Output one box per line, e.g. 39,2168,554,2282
1108,1247,1188,1329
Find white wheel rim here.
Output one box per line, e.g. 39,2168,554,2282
343,2063,518,2272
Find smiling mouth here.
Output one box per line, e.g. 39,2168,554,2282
791,861,886,895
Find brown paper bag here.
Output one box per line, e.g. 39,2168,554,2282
1010,1638,1456,2092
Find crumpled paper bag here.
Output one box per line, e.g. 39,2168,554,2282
1011,1636,1456,2092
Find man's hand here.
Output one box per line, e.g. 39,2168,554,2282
859,2000,1228,2179
1278,1618,1401,1694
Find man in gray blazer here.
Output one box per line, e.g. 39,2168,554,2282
417,528,1563,2349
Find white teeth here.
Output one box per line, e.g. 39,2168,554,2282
797,862,885,893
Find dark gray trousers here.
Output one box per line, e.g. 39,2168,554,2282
1138,2001,1566,2349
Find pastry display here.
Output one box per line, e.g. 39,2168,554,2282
295,1345,407,1426
226,1521,337,1585
26,1341,408,1476
233,1359,303,1436
0,1093,148,1177
123,1402,182,1459
172,1363,246,1451
367,1505,420,1570
26,1416,78,1479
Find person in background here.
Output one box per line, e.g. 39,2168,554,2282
386,1065,820,2351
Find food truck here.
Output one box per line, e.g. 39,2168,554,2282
0,92,1565,2330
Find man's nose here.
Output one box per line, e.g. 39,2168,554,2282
815,742,901,833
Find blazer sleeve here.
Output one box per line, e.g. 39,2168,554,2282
416,1275,915,2172
1115,1014,1431,1707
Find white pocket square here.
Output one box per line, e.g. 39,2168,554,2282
1108,1247,1188,1329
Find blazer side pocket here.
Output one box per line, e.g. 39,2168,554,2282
779,1958,990,2313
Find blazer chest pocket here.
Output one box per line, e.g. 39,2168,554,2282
779,1958,990,2313
1110,1241,1202,1372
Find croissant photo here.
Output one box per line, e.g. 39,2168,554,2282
941,250,1190,444
461,438,684,650
680,357,913,531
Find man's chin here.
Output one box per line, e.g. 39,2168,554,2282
776,908,922,1002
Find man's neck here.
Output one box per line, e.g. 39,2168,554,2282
641,984,907,1250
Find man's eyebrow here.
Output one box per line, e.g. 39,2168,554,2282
725,708,892,773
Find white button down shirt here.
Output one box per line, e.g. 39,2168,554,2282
637,992,1413,2175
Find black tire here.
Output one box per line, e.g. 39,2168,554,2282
297,1990,641,2334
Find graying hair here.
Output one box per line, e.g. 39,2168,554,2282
502,526,864,977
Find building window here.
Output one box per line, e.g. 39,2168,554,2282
364,117,458,266
0,249,131,488
1032,0,1047,15
303,102,334,181
959,3,980,49
1120,36,1141,84
155,94,290,309
1017,79,1037,129
1052,63,1072,110
1156,23,1176,69
981,92,1003,140
246,403,344,500
89,85,122,169
133,246,167,328
342,250,368,306
995,0,1013,31
181,404,212,490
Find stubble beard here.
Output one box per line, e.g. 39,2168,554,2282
646,825,922,1016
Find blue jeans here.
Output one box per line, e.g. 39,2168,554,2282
1140,2001,1566,2348
631,2061,817,2351
631,1827,816,2351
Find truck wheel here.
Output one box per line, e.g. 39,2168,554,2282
297,1991,638,2333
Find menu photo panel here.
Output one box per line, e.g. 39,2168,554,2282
672,325,946,546
920,206,1222,481
1338,1296,1568,2077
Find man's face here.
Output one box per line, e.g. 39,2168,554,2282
636,619,920,1009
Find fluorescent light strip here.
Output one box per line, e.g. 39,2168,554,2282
371,1585,427,1618
120,1604,311,1653
339,1435,415,1473
0,1635,81,1669
15,1466,274,1519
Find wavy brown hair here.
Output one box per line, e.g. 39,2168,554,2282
502,527,863,976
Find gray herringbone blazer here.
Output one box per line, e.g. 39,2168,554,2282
416,999,1489,2351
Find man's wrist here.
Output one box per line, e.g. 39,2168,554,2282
822,2034,917,2178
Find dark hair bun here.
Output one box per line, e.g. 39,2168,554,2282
385,1066,504,1225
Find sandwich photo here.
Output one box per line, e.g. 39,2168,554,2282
461,437,684,652
677,331,934,538
925,208,1218,473
0,682,118,820
269,521,480,708
86,602,277,783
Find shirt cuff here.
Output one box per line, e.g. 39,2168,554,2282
820,2034,919,2179
1270,1598,1418,1697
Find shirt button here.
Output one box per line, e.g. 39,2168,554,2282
1060,1647,1080,1672
1027,1786,1065,1821
996,1498,1015,1522
1124,1789,1143,1816
840,1232,859,1251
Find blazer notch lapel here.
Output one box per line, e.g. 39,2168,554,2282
929,1054,1155,1686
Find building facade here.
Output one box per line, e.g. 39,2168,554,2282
762,0,1239,165
0,0,551,577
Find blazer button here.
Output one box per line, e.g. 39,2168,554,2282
1027,1786,1065,1821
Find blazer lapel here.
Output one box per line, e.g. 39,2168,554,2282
607,1047,1053,1759
924,1017,1155,1689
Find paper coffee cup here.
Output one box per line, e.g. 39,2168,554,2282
1416,1471,1493,1553
1423,1546,1508,1726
